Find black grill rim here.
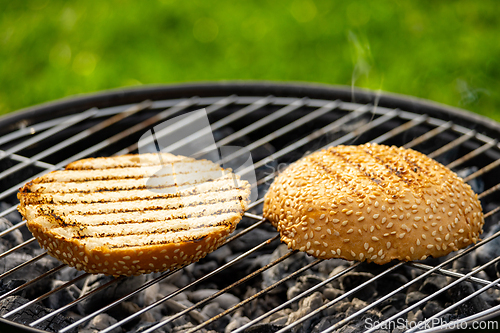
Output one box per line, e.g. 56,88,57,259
1,81,499,140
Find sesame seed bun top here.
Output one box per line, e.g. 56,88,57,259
263,143,484,264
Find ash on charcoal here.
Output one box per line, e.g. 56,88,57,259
0,295,75,333
328,265,348,289
79,274,145,314
286,291,324,333
262,244,314,291
339,271,377,301
47,279,81,310
0,252,59,298
407,309,424,324
225,310,251,333
287,275,325,300
422,300,444,318
80,313,120,333
200,302,231,331
56,266,86,289
0,217,23,245
323,287,343,301
163,269,193,288
187,289,240,309
0,202,22,224
405,291,427,306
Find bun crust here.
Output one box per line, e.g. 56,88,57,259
18,153,250,276
263,143,484,264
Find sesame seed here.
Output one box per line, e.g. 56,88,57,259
351,250,356,257
386,222,394,229
372,236,379,241
327,229,332,235
416,239,421,246
332,219,340,223
359,253,365,260
343,239,350,243
373,214,379,219
337,249,341,255
123,256,130,260
320,214,326,219
371,255,378,260
368,247,374,253
347,229,354,234
358,216,365,222
342,221,349,226
386,242,391,249
346,210,353,216
427,244,434,249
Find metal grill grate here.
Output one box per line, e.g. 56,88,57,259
1,83,500,333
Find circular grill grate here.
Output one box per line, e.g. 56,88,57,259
0,82,500,333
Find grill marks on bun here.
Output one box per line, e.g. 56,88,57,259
18,153,251,276
264,143,484,264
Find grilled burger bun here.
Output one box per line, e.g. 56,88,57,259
263,143,484,264
18,153,251,276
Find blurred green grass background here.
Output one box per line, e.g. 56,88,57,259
1,0,499,120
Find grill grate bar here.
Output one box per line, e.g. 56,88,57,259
241,105,373,177
318,227,500,333
99,235,280,333
427,129,476,159
403,121,454,149
59,270,181,333
29,276,125,328
371,114,428,144
0,204,18,219
362,235,500,333
321,109,399,150
218,100,341,166
0,99,195,200
479,182,500,199
184,258,324,333
0,252,47,281
373,255,500,333
117,96,275,156
0,220,25,239
446,139,498,170
9,153,55,169
0,264,66,303
0,238,36,260
214,98,308,149
279,263,406,333
484,205,500,218
408,275,500,333
140,250,298,333
1,92,499,333
2,272,89,319
130,96,236,156
409,262,500,289
59,218,269,332
0,108,98,161
464,157,500,183
232,263,360,333
0,100,151,188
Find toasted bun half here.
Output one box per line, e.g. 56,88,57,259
18,153,250,276
263,143,484,264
